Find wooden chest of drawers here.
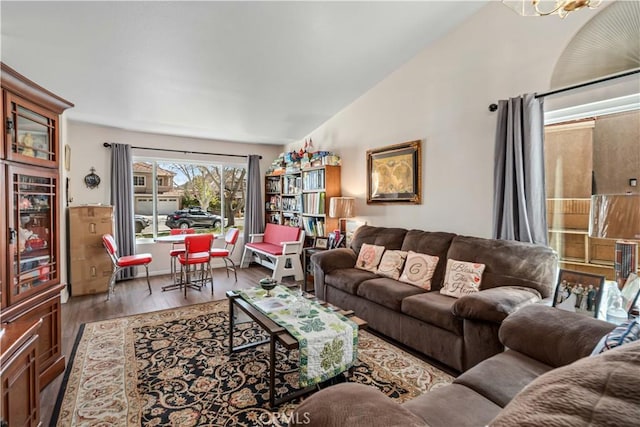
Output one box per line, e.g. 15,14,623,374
68,206,114,296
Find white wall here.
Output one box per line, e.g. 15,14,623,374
289,2,623,237
61,121,283,285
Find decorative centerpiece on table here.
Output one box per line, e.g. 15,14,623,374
259,277,278,296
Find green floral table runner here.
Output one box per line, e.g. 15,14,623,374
238,285,358,387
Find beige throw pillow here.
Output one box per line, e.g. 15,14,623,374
440,259,485,298
355,243,386,273
398,251,439,290
376,250,408,280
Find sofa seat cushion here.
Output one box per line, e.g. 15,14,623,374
245,242,284,256
401,292,463,335
403,384,502,427
357,277,425,311
325,268,380,295
454,350,553,407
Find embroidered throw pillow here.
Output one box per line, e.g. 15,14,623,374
398,251,439,290
591,319,639,356
355,244,386,273
440,259,485,298
376,250,408,280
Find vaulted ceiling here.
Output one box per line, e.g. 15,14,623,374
1,1,487,145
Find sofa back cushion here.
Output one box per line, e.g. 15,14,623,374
351,225,407,255
446,235,557,298
400,230,456,291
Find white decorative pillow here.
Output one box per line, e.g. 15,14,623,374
398,251,439,290
355,244,386,273
440,259,485,298
376,250,408,280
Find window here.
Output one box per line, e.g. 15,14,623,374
544,107,639,279
132,159,247,240
133,175,145,186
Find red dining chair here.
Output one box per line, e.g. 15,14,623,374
102,233,153,300
169,228,195,283
210,227,240,281
178,234,214,297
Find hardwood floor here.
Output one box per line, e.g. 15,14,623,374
41,265,298,426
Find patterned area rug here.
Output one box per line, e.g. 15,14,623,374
52,300,452,426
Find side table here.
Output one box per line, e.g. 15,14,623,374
303,247,326,293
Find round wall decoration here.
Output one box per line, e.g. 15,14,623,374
84,167,101,189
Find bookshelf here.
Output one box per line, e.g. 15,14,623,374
264,165,340,237
265,175,282,225
301,165,341,237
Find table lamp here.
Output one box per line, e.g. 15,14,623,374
589,194,640,287
329,197,355,240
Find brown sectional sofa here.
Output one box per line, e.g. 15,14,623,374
290,305,640,427
311,225,558,372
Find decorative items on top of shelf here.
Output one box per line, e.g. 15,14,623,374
266,138,341,176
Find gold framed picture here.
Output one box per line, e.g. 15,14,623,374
367,140,422,204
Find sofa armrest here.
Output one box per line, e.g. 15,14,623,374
311,248,357,273
290,383,427,427
499,304,616,368
452,286,542,323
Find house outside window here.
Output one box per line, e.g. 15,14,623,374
133,159,247,240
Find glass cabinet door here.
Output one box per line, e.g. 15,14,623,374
8,165,58,304
5,93,57,167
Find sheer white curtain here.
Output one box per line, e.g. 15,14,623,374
493,94,549,245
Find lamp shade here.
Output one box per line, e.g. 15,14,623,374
589,194,640,240
329,197,355,219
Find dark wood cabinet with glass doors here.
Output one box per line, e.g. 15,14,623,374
1,62,73,401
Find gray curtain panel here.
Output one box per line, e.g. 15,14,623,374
492,94,548,246
243,154,264,247
110,143,136,279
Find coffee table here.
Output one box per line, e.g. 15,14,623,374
227,288,367,407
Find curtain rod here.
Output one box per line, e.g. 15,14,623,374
488,68,640,112
102,142,262,159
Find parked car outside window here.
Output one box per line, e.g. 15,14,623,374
165,208,223,229
135,215,151,233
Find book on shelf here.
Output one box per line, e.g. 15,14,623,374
302,216,325,237
303,169,326,190
303,192,325,215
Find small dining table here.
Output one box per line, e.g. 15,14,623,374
155,233,215,291
154,234,191,244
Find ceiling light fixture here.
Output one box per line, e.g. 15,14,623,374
502,0,602,18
